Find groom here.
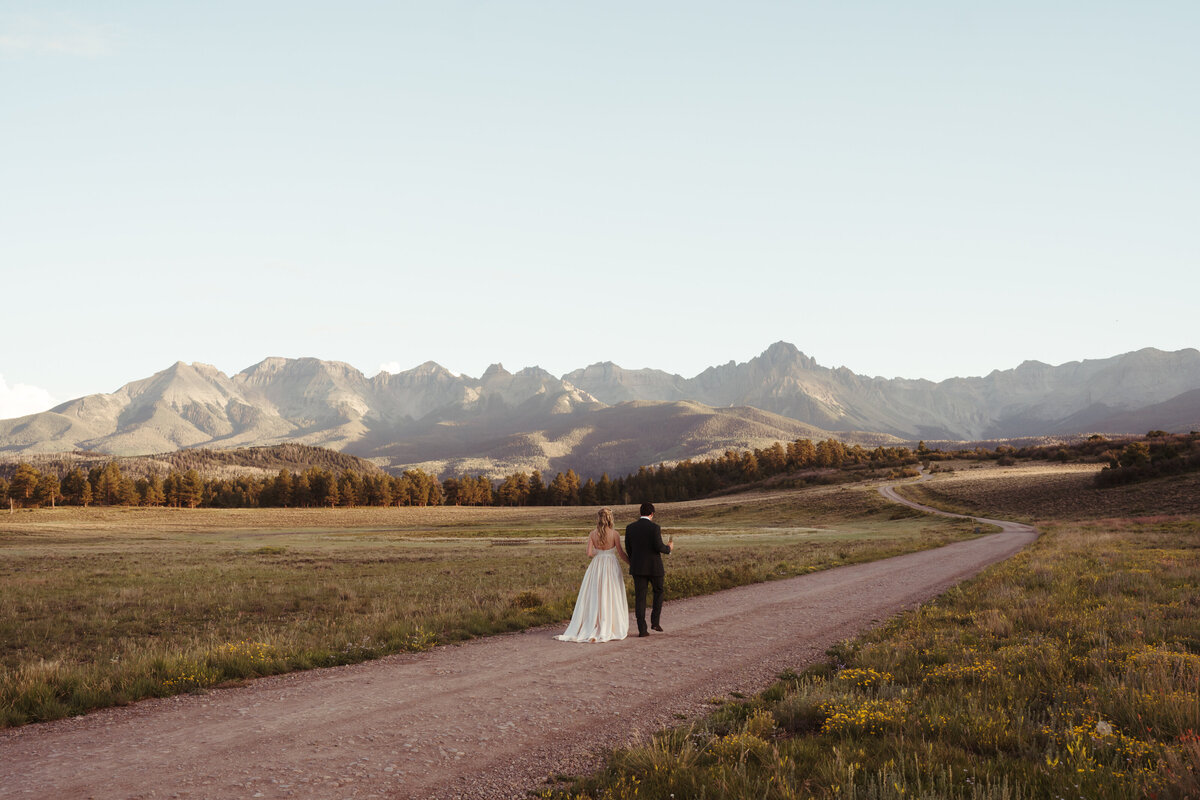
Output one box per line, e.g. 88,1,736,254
625,502,673,637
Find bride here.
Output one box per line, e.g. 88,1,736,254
556,508,630,643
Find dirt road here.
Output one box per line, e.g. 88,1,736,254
1,485,1035,800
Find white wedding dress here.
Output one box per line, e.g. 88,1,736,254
555,547,629,643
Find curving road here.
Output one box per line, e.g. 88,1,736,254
1,482,1036,800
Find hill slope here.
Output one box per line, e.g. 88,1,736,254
567,343,1200,439
2,343,1198,476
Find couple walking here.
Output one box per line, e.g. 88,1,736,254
555,503,673,642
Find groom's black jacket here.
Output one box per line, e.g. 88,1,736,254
625,517,670,577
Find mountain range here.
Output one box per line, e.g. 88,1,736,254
2,343,1198,478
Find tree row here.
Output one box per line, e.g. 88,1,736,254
4,432,1192,510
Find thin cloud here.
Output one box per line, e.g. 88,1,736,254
0,13,121,57
0,374,57,420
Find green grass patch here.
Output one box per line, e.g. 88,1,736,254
540,516,1200,799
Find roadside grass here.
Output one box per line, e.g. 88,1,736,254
540,479,1200,799
0,483,977,727
896,463,1200,521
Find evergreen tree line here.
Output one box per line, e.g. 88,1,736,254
0,462,444,510
4,432,1194,510
0,438,919,510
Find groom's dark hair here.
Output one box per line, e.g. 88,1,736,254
639,502,655,517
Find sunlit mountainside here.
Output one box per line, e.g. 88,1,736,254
1,343,1198,477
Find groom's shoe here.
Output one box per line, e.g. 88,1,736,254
651,624,664,632
638,629,650,637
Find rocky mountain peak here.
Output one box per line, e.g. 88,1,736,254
411,361,454,378
481,363,511,381
2,346,1198,467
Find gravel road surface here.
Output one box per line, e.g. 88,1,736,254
1,484,1035,799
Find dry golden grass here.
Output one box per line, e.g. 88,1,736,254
0,482,976,727
897,463,1200,522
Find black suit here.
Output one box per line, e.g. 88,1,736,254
625,516,671,634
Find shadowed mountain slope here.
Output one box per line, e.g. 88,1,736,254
1,344,1197,476
567,343,1200,440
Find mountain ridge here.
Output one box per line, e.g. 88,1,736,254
2,343,1198,477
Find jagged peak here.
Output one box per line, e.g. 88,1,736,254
764,341,800,357
162,360,218,374
370,360,458,382
514,365,555,380
239,356,292,374
237,356,364,380
145,361,227,383
481,363,511,379
758,341,818,369
298,357,361,374
412,360,453,377
575,361,621,373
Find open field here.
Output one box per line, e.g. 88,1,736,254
0,482,978,727
898,462,1200,521
544,465,1200,799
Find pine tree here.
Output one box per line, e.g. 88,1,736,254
164,471,183,507
498,472,530,506
815,439,846,468
425,474,444,506
93,462,125,505
787,439,817,469
9,463,41,506
547,472,570,505
527,470,545,505
323,477,340,508
761,442,787,474
182,469,204,508
393,475,414,506
338,471,362,507
144,473,165,506
292,472,312,507
564,469,582,505
35,473,61,508
269,469,292,507
369,474,392,506
476,475,493,506
61,467,91,506
580,477,598,506
596,473,614,504
117,477,139,506
740,452,759,481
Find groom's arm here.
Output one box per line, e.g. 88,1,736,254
652,524,671,555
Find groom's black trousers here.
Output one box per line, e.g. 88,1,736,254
632,574,664,633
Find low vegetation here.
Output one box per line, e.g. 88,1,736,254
3,432,1194,511
1094,431,1200,488
897,464,1200,521
0,484,977,727
541,469,1200,799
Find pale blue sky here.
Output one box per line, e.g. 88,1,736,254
2,2,1197,417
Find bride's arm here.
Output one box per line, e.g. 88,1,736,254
586,531,597,557
614,529,630,565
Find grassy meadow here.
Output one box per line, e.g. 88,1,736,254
899,462,1200,521
0,482,978,727
541,464,1200,799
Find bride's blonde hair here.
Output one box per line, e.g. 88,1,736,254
593,508,615,544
